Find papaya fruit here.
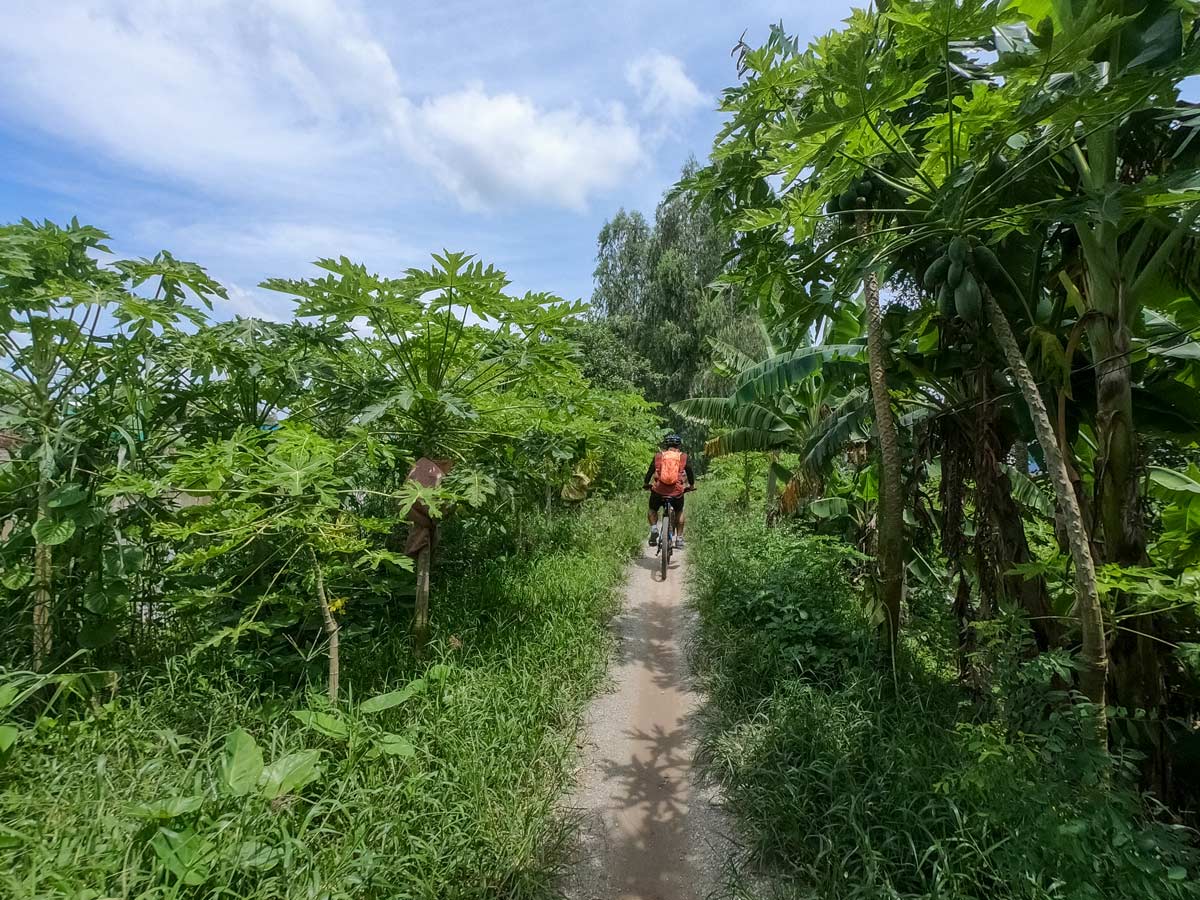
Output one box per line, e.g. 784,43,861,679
826,197,841,216
938,282,955,319
923,255,950,290
857,177,875,197
972,244,1005,287
947,260,964,288
948,236,968,264
839,188,858,210
954,272,982,321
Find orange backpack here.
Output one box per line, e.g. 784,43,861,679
657,449,685,487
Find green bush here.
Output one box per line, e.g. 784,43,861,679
0,496,642,899
688,493,1200,900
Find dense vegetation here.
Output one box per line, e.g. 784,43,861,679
690,467,1199,898
0,220,656,896
586,160,763,448
678,0,1200,823
3,0,1200,896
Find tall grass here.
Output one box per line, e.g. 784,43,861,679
687,483,1199,900
0,497,641,899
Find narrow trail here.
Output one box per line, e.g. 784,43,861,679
561,546,731,900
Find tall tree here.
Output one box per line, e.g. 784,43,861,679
590,159,754,438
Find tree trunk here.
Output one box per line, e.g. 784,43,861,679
1089,293,1165,793
985,291,1108,746
414,545,431,653
857,207,904,647
312,557,339,703
32,476,52,671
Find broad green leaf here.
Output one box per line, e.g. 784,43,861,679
290,709,349,740
359,680,426,714
374,732,417,758
150,827,214,886
0,724,19,753
128,795,204,820
356,390,414,424
1149,466,1200,495
32,517,76,546
1,570,31,590
808,497,850,519
1007,466,1055,518
47,483,86,508
258,749,321,799
356,549,415,572
219,728,263,797
426,664,451,684
732,345,863,404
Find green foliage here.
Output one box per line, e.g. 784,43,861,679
0,219,662,894
688,490,1200,899
686,0,1200,804
590,158,760,450
0,497,642,898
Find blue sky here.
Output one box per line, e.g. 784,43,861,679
0,1,851,321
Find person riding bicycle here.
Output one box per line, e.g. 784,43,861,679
643,434,695,550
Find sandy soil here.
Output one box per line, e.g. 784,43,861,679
560,546,732,900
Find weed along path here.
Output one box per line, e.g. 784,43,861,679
562,547,731,900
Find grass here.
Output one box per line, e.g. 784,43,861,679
0,496,642,899
686,480,1200,900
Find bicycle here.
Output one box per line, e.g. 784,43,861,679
657,495,678,582
649,486,694,582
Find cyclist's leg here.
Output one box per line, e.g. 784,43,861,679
647,492,663,545
669,495,685,548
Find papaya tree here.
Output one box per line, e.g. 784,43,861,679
132,424,430,702
0,219,220,669
263,253,586,643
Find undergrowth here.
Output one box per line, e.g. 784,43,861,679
0,497,641,899
688,485,1199,900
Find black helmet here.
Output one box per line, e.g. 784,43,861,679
663,433,682,448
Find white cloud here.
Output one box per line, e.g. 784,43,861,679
220,282,293,322
627,52,707,118
158,221,426,277
0,0,645,211
407,88,642,211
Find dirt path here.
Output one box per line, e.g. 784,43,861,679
561,546,731,900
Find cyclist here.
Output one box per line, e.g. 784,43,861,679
643,434,695,550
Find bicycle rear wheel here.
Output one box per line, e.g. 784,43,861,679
660,505,672,581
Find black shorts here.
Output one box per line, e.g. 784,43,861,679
649,491,685,513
